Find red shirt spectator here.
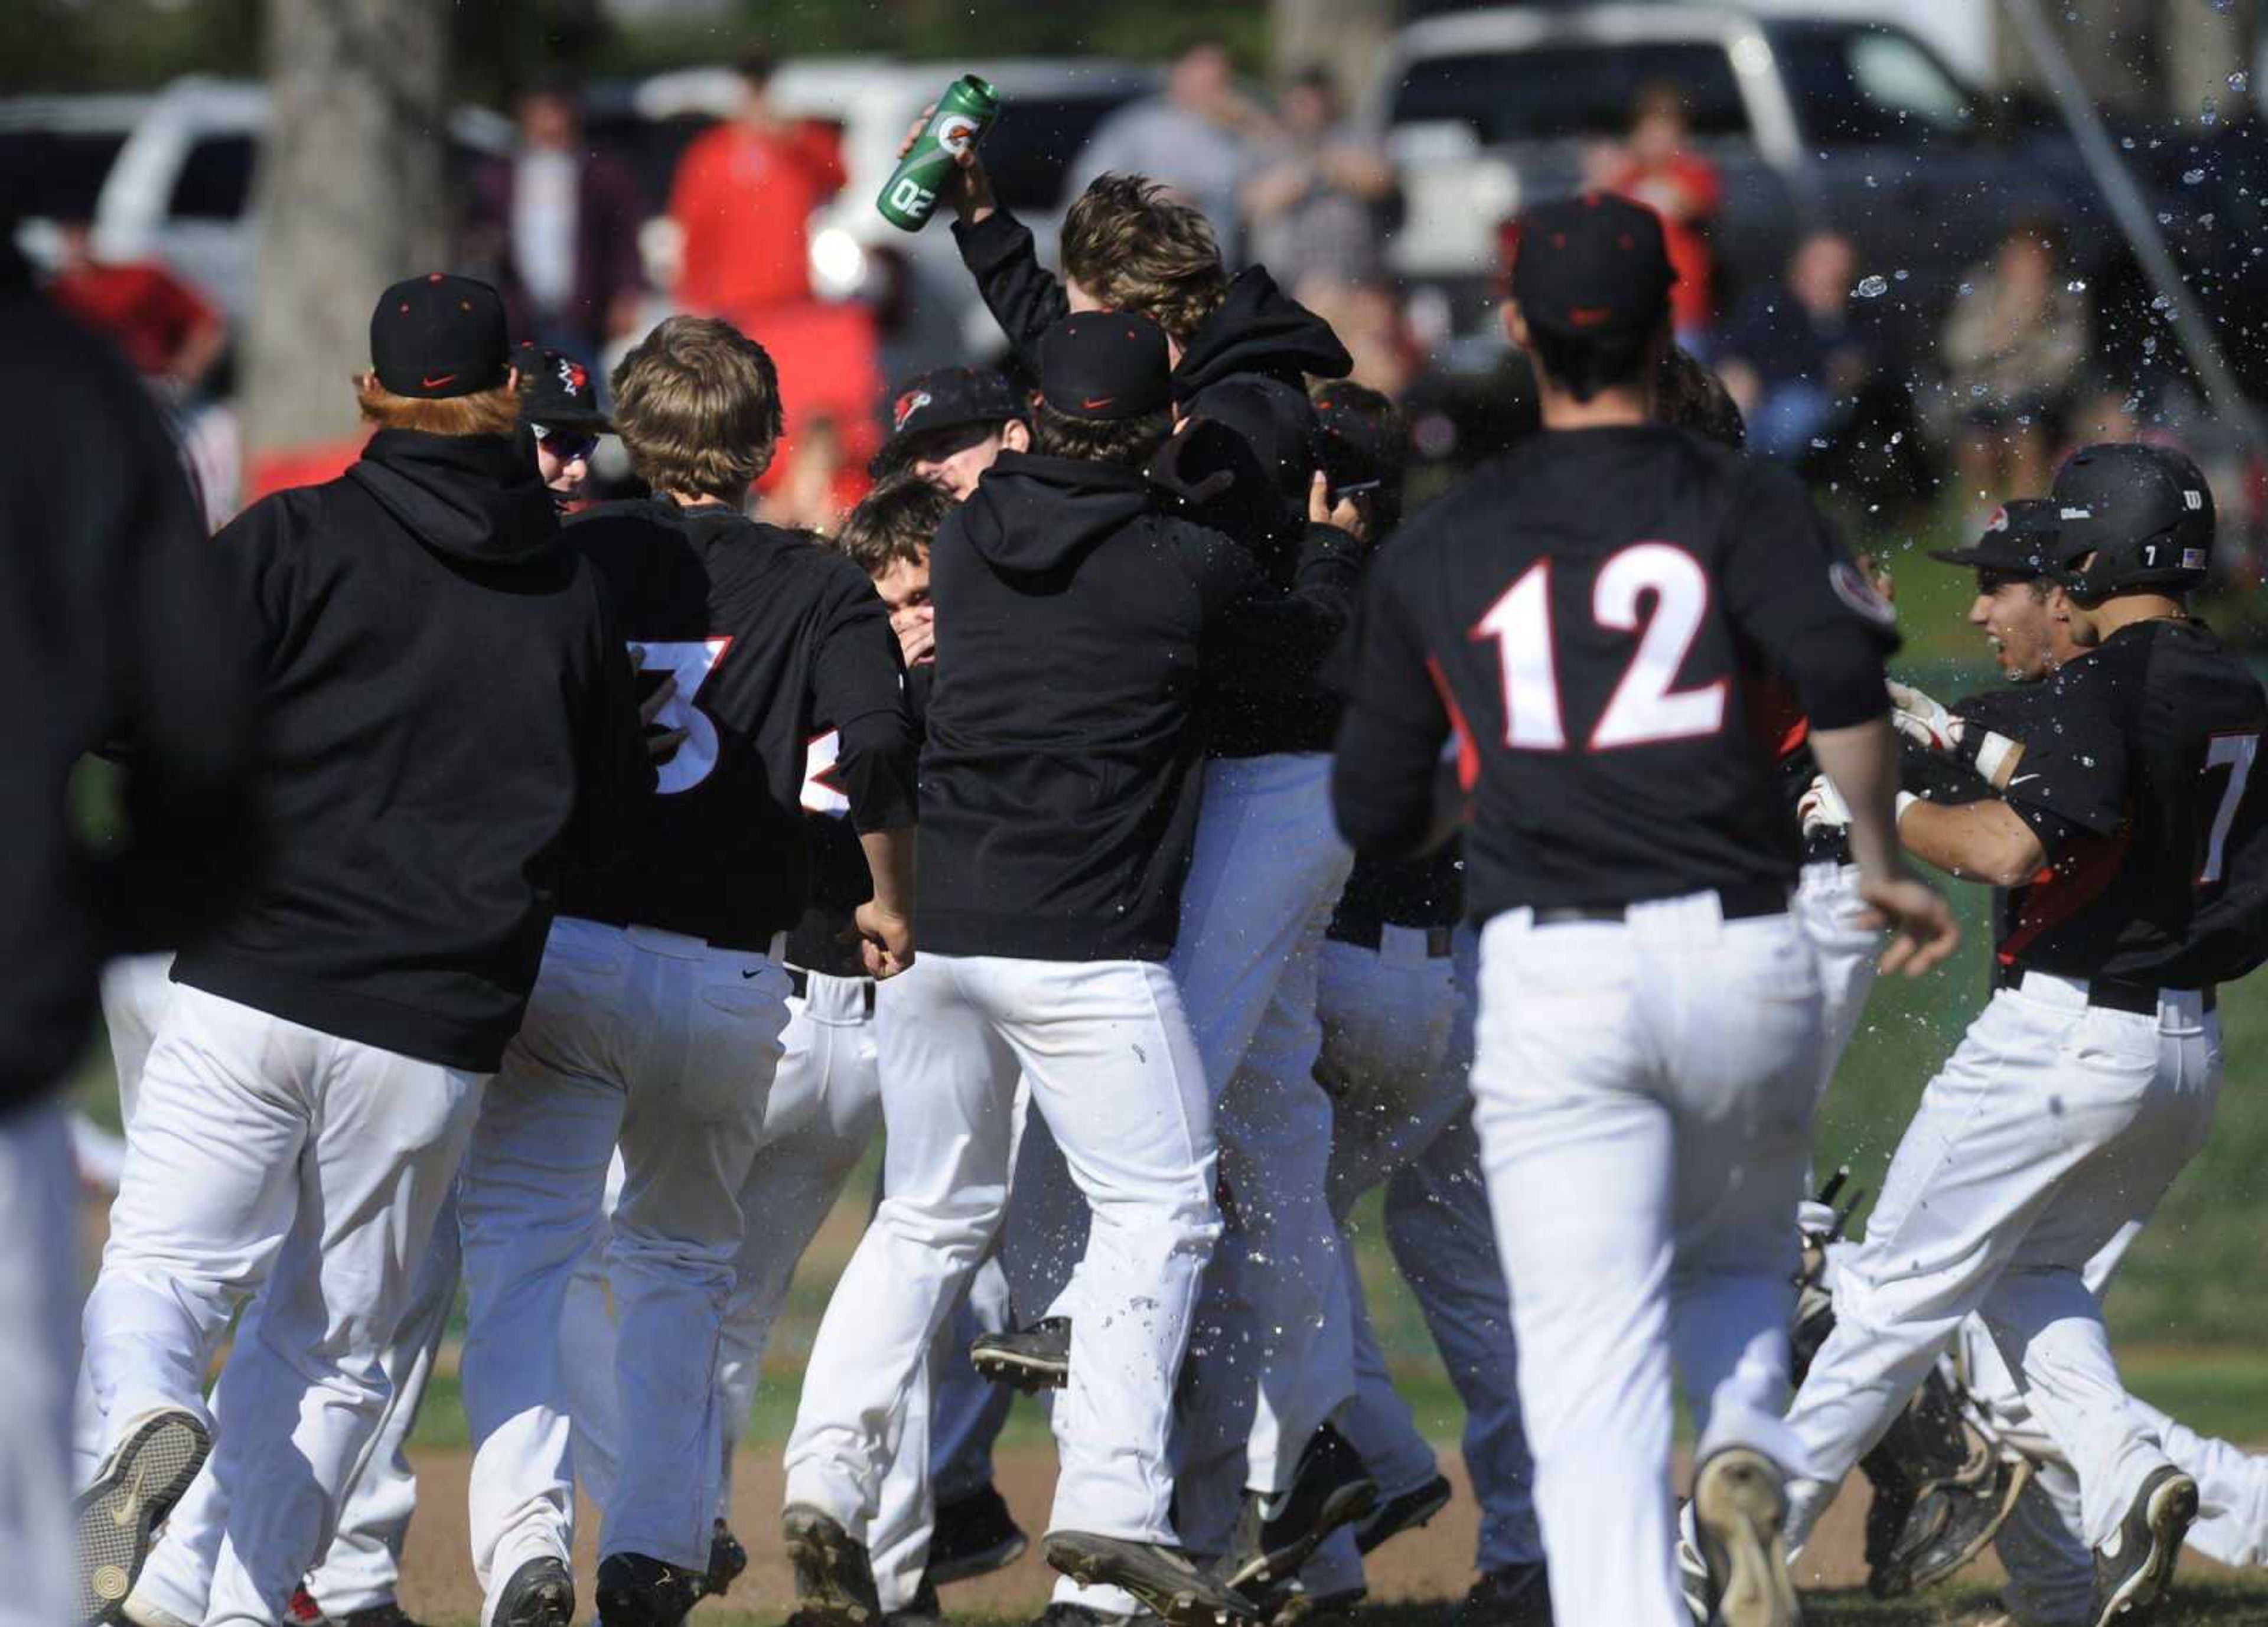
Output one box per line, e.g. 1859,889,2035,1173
668,53,845,321
1599,86,1721,337
49,226,225,386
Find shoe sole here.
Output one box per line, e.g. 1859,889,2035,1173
927,1528,1031,1586
1694,1450,1800,1627
494,1558,575,1627
970,1346,1068,1393
1220,1478,1381,1592
76,1409,210,1626
784,1507,882,1626
1354,1478,1452,1556
1042,1533,1256,1627
2090,1472,2198,1627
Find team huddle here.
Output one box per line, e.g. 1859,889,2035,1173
15,89,2268,1627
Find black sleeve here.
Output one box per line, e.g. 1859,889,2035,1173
1200,521,1366,696
571,576,658,871
1330,557,1453,859
1719,465,1899,730
810,563,918,833
2001,666,2130,848
951,208,1070,371
95,404,264,953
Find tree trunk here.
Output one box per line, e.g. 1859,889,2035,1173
2162,0,2254,125
241,0,449,456
1270,0,1397,109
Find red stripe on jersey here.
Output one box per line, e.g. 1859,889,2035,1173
1746,671,1811,762
1426,655,1481,794
1997,826,2133,967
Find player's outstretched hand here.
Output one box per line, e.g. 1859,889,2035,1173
856,898,915,980
1886,680,1960,754
1309,470,1369,542
1860,875,1960,978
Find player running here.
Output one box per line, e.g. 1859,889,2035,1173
1331,193,1955,1627
1788,444,2267,1627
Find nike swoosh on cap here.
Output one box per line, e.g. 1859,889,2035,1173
422,373,457,389
1083,396,1115,410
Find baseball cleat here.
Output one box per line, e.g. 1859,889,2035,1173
2088,1466,2197,1627
1871,1455,2034,1597
881,1576,943,1627
490,1555,573,1627
927,1483,1030,1584
593,1551,703,1627
783,1505,884,1626
704,1518,751,1597
1213,1424,1379,1593
1020,1605,1140,1627
1043,1531,1259,1625
75,1406,210,1626
971,1318,1071,1391
1353,1471,1452,1554
1453,1561,1554,1626
338,1606,433,1627
1692,1448,1800,1627
1267,1582,1366,1627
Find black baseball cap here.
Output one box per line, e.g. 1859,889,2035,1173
1508,193,1676,337
1038,312,1171,422
518,344,612,435
870,366,1029,476
1927,497,2062,575
371,273,510,399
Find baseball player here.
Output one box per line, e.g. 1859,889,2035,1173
871,363,1033,501
1775,442,2264,1627
455,314,917,1627
0,228,256,1627
520,343,611,511
1332,193,1954,1627
919,121,1379,1605
73,273,652,1626
783,311,1356,1627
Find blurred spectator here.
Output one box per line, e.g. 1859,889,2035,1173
1943,218,2087,507
757,415,858,533
47,220,225,397
1064,40,1267,262
466,81,646,358
668,51,846,324
1715,230,1885,460
1594,84,1720,342
1243,67,1395,298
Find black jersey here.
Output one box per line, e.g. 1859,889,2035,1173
1996,618,2268,987
1334,425,1896,919
1327,843,1465,948
784,726,878,979
561,497,917,949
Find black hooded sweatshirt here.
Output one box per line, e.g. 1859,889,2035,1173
920,451,1348,962
954,208,1358,756
173,428,651,1072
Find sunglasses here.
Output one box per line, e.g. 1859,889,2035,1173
535,427,600,462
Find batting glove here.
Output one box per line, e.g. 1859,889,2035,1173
1798,771,1853,841
1887,680,2021,785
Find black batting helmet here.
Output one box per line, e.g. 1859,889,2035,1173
2047,442,2214,599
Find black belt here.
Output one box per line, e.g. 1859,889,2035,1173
1331,921,1456,957
2007,966,2217,1016
786,963,878,1016
1533,881,1789,928
575,908,782,958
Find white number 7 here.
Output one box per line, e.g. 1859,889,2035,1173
631,638,729,795
2199,732,2259,885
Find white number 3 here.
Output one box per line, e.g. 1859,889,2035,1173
631,638,729,794
1473,543,1726,752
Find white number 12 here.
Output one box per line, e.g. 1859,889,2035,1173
1472,543,1726,753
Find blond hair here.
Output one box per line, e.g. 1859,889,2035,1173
355,374,520,436
611,315,784,499
1060,174,1230,346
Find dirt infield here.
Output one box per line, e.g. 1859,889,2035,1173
392,1442,1900,1622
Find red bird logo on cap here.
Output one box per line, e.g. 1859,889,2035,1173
892,390,933,431
558,357,588,396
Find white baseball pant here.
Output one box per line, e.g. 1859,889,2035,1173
88,955,457,1625
458,917,791,1617
1793,860,1882,1103
785,952,1220,1549
82,986,483,1625
1785,975,2220,1557
1474,893,1824,1627
0,1101,76,1627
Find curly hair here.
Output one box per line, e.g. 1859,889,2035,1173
1031,399,1174,470
611,315,784,500
1059,174,1230,347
